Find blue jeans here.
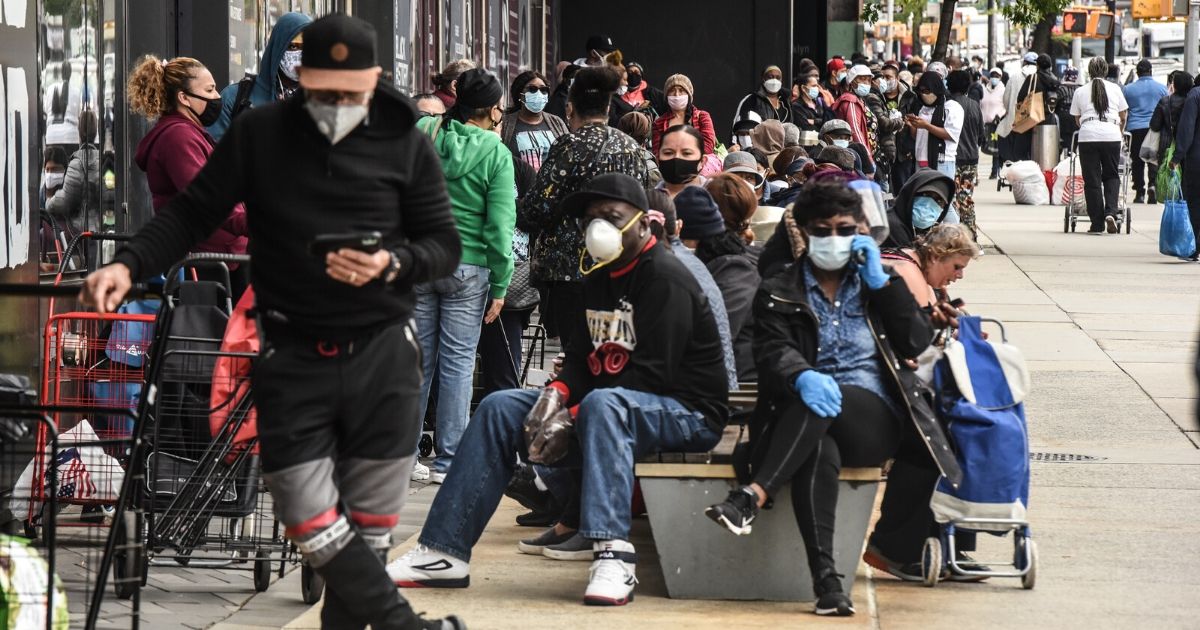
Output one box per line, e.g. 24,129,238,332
417,387,720,561
414,263,491,473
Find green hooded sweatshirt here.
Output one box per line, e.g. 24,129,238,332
417,116,516,298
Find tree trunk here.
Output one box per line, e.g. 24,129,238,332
932,0,958,61
1030,13,1056,55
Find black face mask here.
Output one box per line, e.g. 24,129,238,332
184,91,223,127
659,157,701,185
628,73,642,87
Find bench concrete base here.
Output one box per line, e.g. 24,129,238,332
638,476,879,601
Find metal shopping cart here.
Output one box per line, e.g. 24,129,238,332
1063,131,1132,233
127,254,299,598
0,282,148,630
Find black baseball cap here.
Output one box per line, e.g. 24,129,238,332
561,173,648,218
299,14,381,92
586,35,617,53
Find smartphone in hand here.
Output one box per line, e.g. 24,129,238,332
309,231,383,257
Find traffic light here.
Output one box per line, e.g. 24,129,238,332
1063,10,1088,34
1090,11,1114,38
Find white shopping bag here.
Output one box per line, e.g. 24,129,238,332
8,420,124,521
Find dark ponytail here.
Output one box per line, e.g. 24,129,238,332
1088,57,1109,122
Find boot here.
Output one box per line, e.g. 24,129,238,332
1148,187,1157,205
318,534,466,629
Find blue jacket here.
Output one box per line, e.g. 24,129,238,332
1176,88,1200,166
1123,76,1167,131
207,12,311,140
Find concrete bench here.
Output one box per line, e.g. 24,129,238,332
635,398,881,602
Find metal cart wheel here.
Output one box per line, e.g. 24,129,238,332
1063,207,1070,233
253,550,272,592
1020,538,1038,590
921,536,942,587
112,510,143,600
301,561,326,604
1125,207,1132,234
418,433,434,458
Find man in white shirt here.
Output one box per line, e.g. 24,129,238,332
1069,57,1129,234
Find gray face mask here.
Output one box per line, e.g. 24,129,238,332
305,99,369,144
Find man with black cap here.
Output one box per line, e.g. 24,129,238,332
1124,59,1167,203
388,173,728,608
79,13,465,630
575,34,618,67
413,68,515,483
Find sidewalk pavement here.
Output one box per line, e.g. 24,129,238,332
191,184,1200,628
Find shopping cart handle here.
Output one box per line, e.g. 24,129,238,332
0,282,162,298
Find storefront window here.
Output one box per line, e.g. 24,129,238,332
228,0,335,85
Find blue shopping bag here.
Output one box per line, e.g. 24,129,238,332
105,298,159,368
1159,170,1196,258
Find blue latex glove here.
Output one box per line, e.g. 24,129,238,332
851,235,889,290
794,370,843,418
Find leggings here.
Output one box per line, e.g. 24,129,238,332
752,386,902,577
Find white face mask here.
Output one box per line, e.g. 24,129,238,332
305,99,370,145
832,138,851,149
1021,65,1036,76
581,212,643,274
43,170,65,189
763,78,782,94
878,79,891,93
617,84,628,96
807,235,855,271
667,94,689,111
280,49,302,82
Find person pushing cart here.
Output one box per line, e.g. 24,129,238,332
79,13,466,630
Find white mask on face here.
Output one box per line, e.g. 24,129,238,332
763,78,782,94
1021,65,1036,76
43,170,65,189
580,211,644,274
280,49,302,82
305,99,370,144
667,94,689,111
807,235,855,271
832,138,851,149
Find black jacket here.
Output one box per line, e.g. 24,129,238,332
555,240,729,430
866,91,906,163
733,87,792,143
114,84,461,338
950,93,985,166
885,169,956,248
546,84,570,120
1017,70,1060,128
888,84,918,160
1151,93,1189,161
790,97,835,133
746,260,960,484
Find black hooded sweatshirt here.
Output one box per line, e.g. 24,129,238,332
114,84,462,339
884,169,955,248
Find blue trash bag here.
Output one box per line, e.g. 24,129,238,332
1159,176,1196,258
930,317,1031,532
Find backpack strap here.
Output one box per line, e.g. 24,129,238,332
231,75,257,120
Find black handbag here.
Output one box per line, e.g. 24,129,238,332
504,260,540,311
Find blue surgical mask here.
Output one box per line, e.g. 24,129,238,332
855,83,871,97
912,196,944,229
524,91,549,114
990,77,1000,87
833,138,851,149
806,87,820,99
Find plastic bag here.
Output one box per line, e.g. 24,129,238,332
1157,143,1176,194
1159,171,1196,258
1050,156,1085,208
7,420,124,521
0,535,69,630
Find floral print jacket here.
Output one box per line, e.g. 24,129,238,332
517,122,650,283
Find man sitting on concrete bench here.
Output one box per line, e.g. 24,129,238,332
388,173,730,606
703,175,935,617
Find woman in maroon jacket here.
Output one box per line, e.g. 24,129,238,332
652,73,717,156
128,55,248,297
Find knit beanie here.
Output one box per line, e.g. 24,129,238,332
674,187,725,240
454,68,503,108
664,73,694,98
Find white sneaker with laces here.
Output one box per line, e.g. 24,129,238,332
386,544,470,588
412,460,431,482
583,539,637,606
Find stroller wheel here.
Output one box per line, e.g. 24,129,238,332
418,433,434,458
921,537,942,587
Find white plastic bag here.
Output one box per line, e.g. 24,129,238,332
1005,160,1050,205
8,420,124,521
1051,156,1085,208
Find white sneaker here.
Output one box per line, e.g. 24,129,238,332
583,540,637,606
412,460,431,482
386,544,470,588
429,471,447,484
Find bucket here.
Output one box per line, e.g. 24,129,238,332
1031,124,1060,172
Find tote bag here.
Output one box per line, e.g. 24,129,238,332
1012,74,1045,134
1159,171,1196,258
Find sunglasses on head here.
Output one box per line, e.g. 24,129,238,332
525,85,550,94
807,225,858,237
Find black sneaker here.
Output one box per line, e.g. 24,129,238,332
515,509,559,527
420,614,467,630
1148,188,1157,205
813,572,855,617
1133,192,1145,204
704,486,759,536
505,465,561,525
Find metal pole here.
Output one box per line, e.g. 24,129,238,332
1188,1,1200,76
1072,35,1082,71
987,0,995,69
1104,0,1116,63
